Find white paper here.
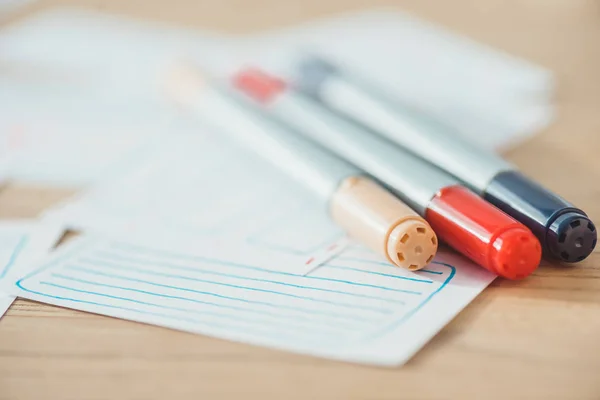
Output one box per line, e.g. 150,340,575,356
0,8,235,101
0,85,169,186
0,220,65,317
237,9,554,151
45,127,347,275
4,235,495,365
0,296,12,316
0,7,554,182
0,9,237,185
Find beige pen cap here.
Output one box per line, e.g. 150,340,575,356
331,176,438,270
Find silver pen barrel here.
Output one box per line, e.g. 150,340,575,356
165,65,439,270
233,73,457,216
294,56,514,193
167,66,359,201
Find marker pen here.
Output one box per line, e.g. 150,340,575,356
164,64,438,271
233,68,543,280
294,56,596,263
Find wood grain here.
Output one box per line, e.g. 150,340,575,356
1,0,600,399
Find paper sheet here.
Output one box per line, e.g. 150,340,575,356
0,8,554,186
237,9,554,151
0,8,234,102
0,9,236,185
4,235,495,366
0,220,64,317
0,84,168,186
45,127,347,275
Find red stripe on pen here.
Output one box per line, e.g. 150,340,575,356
233,68,286,104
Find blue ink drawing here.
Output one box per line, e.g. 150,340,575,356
15,239,457,346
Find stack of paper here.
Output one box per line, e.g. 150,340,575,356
0,7,554,366
0,221,64,315
237,10,554,151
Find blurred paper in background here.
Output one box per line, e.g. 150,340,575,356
240,9,554,151
0,9,235,185
0,7,554,186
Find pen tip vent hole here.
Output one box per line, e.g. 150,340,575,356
416,227,426,234
588,222,596,232
560,251,570,260
397,252,405,262
520,236,529,243
409,264,419,270
570,220,581,229
558,233,566,243
431,236,437,245
426,255,434,264
400,234,410,244
576,255,586,261
415,246,423,255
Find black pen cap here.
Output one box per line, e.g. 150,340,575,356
484,170,596,263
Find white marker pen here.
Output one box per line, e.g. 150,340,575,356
164,64,438,271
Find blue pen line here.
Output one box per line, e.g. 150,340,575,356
334,256,444,275
323,264,433,284
60,266,376,323
0,234,29,279
13,240,459,348
70,260,391,314
417,269,443,275
96,246,423,295
85,253,407,304
51,272,368,329
362,262,457,341
32,281,335,342
47,274,357,334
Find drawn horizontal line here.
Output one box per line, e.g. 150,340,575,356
86,252,406,304
97,245,423,294
36,281,340,342
66,264,389,317
419,270,443,275
324,264,433,284
335,256,445,276
49,273,360,334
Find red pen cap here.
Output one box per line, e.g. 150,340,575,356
233,68,286,104
426,185,542,280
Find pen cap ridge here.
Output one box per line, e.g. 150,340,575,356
331,176,437,270
546,212,596,263
484,170,596,263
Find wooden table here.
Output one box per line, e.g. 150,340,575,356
1,1,600,398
